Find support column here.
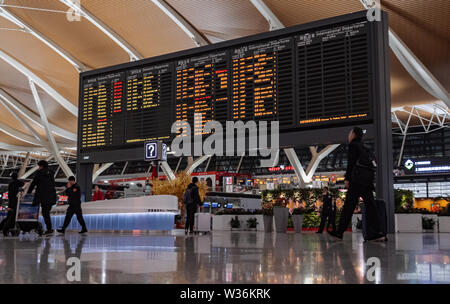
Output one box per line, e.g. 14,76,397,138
284,145,340,186
374,14,395,233
77,162,93,202
397,134,407,167
160,161,176,181
18,152,31,177
186,155,211,174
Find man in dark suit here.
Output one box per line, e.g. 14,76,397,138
27,160,57,235
57,176,88,234
328,127,385,242
2,172,24,236
317,187,336,234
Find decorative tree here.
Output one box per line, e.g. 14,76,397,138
152,171,208,224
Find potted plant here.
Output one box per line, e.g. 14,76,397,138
273,198,289,233
292,207,306,233
394,189,422,232
246,217,259,231
422,217,436,233
230,216,241,231
439,205,450,232
262,202,274,232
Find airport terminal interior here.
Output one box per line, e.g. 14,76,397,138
0,0,449,284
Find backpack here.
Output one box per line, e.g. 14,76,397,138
351,145,377,186
183,188,194,205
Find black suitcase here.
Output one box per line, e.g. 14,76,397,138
361,199,387,241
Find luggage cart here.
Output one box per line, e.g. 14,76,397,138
11,188,44,236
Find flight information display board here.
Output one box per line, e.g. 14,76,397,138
79,12,380,157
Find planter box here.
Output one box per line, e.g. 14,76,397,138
273,207,289,233
439,216,450,233
395,214,422,232
422,214,438,233
263,215,273,232
212,215,264,231
351,214,363,232
292,214,304,233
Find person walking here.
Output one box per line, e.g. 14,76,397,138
27,160,57,235
328,127,386,242
317,187,336,234
183,177,202,235
2,172,24,236
57,176,88,234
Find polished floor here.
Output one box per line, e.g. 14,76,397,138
0,230,449,284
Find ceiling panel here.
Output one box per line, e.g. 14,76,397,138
167,0,268,41
82,0,196,58
4,0,129,68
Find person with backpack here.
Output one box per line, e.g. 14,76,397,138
183,177,202,235
328,127,386,242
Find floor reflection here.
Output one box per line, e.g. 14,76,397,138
0,232,449,284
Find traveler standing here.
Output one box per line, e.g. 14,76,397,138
328,127,386,242
2,172,24,236
27,160,56,235
57,176,88,234
317,187,336,234
183,177,202,235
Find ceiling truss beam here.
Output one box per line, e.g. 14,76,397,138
60,0,143,61
0,7,88,72
0,49,78,116
151,0,209,47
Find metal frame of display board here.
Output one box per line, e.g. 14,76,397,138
76,10,394,233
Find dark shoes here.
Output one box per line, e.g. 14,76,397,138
57,229,65,234
79,229,88,234
44,229,54,236
316,231,323,234
327,230,343,240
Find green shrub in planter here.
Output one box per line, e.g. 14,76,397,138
230,216,241,229
422,217,436,230
303,212,320,228
247,217,259,229
394,189,414,213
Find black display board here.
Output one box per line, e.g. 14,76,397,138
78,11,381,163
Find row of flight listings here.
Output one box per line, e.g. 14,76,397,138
80,21,372,151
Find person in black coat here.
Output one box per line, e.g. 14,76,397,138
328,127,386,242
2,172,24,236
27,160,57,235
317,187,336,234
57,176,88,234
184,177,202,235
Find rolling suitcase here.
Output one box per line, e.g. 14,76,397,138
194,213,211,234
361,199,387,241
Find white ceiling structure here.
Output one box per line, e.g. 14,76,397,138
0,0,448,176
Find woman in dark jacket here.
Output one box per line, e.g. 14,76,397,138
28,160,57,235
328,127,386,242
